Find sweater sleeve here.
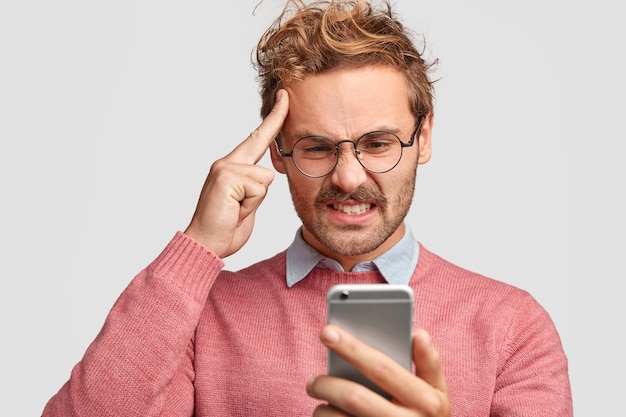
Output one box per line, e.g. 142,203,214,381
41,232,225,417
491,292,573,417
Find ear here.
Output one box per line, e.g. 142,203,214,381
417,112,434,164
270,137,287,174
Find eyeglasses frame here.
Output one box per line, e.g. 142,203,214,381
275,117,424,178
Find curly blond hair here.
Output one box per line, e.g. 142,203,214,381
254,0,436,120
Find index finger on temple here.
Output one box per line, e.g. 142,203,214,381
227,89,289,164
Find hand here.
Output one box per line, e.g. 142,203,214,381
184,89,289,257
307,325,450,417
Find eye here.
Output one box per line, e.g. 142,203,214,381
296,137,336,157
358,132,398,154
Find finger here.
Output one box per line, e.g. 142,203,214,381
311,402,351,417
233,167,273,222
321,325,414,397
412,329,448,394
226,88,289,164
214,162,274,201
321,325,447,414
307,375,407,417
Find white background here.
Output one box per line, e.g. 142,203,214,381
1,0,624,415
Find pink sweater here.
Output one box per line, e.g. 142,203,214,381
43,232,572,416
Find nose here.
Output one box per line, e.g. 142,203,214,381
330,141,367,193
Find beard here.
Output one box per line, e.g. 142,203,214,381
287,171,416,257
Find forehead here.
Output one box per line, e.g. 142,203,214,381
283,65,413,138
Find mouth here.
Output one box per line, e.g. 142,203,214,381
332,202,372,215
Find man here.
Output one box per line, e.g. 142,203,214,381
42,1,572,416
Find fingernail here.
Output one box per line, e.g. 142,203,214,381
275,89,284,102
306,377,315,394
321,326,340,346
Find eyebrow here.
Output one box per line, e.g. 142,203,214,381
288,126,404,141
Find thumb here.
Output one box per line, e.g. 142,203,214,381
412,329,448,394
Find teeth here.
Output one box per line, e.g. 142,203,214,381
333,203,371,214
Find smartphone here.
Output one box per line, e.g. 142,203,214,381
326,284,414,399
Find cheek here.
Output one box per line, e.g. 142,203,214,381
401,147,421,166
395,153,420,179
380,164,417,200
286,174,320,204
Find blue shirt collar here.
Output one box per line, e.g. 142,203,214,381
285,224,419,287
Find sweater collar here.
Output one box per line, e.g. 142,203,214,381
285,224,419,287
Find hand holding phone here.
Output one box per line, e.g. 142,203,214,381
326,284,414,399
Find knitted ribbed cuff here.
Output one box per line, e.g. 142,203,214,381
148,231,225,302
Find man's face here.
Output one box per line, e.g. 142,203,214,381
271,65,432,269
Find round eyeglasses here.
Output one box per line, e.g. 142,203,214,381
276,118,423,178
